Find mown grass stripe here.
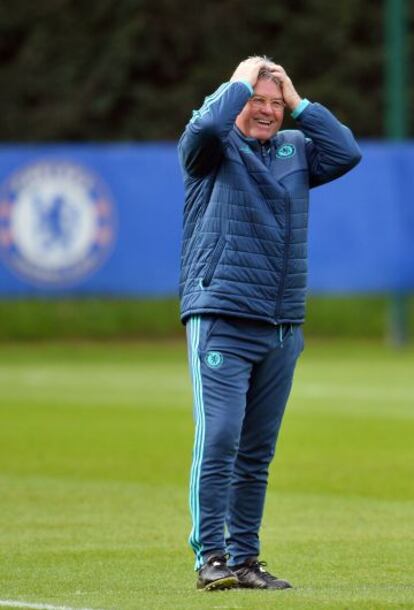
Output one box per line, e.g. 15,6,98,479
0,600,106,610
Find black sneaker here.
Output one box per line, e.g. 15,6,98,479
233,558,292,590
197,554,238,591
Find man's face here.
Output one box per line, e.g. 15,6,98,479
236,78,285,142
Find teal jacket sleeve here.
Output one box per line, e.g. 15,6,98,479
294,102,362,188
178,81,252,178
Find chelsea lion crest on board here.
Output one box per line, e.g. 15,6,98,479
0,160,117,287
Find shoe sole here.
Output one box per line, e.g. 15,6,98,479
236,581,293,590
198,576,238,591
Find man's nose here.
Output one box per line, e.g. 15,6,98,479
262,102,273,114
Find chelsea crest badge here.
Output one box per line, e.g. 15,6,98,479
0,160,117,287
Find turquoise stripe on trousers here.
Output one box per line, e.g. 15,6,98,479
187,316,205,568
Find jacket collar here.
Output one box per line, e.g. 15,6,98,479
233,125,279,154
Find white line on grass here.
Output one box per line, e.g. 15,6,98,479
0,600,107,610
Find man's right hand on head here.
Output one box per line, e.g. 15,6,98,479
230,57,266,88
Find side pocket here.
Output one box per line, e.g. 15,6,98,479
203,316,221,347
298,326,305,354
202,236,226,287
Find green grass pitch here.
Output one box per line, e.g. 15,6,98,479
0,339,413,610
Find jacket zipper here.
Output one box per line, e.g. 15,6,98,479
260,143,271,168
202,236,226,287
275,194,291,320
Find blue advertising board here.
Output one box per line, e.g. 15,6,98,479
308,142,414,293
0,142,412,296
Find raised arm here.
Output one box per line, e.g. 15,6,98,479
178,58,265,178
295,103,362,187
269,64,362,187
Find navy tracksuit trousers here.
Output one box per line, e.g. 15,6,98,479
186,315,304,569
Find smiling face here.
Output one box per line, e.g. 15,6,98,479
236,78,285,142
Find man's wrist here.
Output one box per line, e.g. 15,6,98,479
291,98,310,119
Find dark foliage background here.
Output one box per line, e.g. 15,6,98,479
1,0,412,141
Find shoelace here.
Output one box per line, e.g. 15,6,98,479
256,561,279,581
244,560,278,581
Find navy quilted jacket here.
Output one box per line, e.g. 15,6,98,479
178,81,361,325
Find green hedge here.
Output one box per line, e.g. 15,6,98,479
0,298,182,341
0,296,412,341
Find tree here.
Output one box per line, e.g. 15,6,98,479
0,0,411,141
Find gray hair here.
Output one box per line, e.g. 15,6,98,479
249,54,280,86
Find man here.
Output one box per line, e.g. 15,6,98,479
178,56,361,591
